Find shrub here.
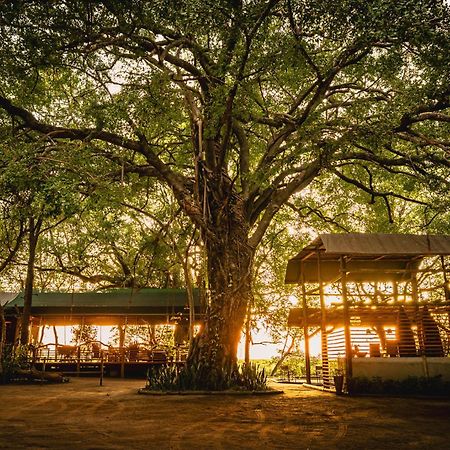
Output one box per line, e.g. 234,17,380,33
0,344,30,384
347,375,450,397
146,362,268,392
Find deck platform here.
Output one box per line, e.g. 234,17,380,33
33,360,185,378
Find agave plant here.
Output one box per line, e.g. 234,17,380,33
146,361,268,392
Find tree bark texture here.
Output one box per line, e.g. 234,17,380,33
20,217,41,345
0,305,6,376
187,197,254,388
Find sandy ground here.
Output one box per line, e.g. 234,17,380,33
0,378,449,450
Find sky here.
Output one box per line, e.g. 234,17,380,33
237,328,322,360
43,325,279,356
42,324,322,360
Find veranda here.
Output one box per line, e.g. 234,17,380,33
285,233,450,391
3,288,203,377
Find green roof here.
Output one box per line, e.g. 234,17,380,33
4,289,201,316
0,292,17,306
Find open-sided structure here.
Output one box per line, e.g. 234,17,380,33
285,233,450,391
3,288,203,377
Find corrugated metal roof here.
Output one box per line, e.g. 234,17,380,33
0,292,19,306
285,233,450,284
320,233,450,256
3,288,199,310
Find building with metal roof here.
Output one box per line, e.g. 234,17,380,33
0,292,18,307
285,233,450,394
4,288,202,326
285,233,450,283
2,288,204,377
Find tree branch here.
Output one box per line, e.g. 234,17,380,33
249,158,321,247
331,168,429,210
0,96,216,238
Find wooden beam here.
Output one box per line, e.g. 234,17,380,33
442,256,450,302
317,248,330,389
411,274,422,355
300,264,311,384
119,321,126,378
441,256,450,349
340,256,353,379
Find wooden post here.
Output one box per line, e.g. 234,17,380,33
411,274,422,353
53,326,59,361
0,304,6,377
317,248,330,389
99,351,104,387
441,256,450,350
391,281,400,352
38,324,45,345
411,273,430,376
340,256,353,379
76,345,81,376
119,322,126,378
442,256,450,301
13,306,21,347
301,264,311,384
30,322,40,345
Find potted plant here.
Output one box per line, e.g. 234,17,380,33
333,368,345,395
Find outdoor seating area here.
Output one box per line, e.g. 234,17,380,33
3,288,201,377
32,343,182,364
285,233,450,391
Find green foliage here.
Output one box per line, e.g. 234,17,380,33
146,362,268,392
238,363,269,391
0,0,449,384
34,177,196,291
146,364,179,391
347,376,450,397
110,324,175,352
246,358,275,374
0,344,30,384
70,325,98,346
277,355,311,378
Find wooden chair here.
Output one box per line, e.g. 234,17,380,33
128,344,140,361
151,350,167,363
91,343,101,359
386,340,398,357
107,347,120,362
58,345,77,360
369,343,381,357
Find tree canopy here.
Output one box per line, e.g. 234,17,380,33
0,0,449,387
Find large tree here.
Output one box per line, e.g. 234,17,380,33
0,0,449,386
0,134,84,343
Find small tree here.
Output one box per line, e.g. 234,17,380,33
71,324,98,346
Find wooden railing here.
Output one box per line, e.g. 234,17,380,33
30,342,188,364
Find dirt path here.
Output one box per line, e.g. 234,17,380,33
0,378,449,449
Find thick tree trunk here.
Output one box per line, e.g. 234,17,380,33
20,217,41,345
244,303,252,364
186,207,254,388
0,305,6,376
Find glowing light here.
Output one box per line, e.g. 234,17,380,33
325,294,341,307
301,334,322,356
